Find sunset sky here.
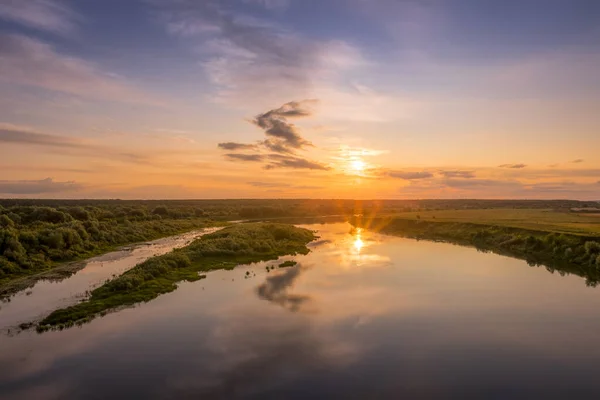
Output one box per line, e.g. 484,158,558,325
0,0,599,199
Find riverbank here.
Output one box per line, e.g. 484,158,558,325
350,216,600,286
0,218,225,292
38,223,315,330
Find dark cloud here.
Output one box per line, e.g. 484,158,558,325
252,101,315,150
499,163,527,169
262,139,295,154
265,154,329,170
224,153,265,162
0,178,83,194
572,159,585,164
388,171,433,180
256,265,311,312
217,142,258,151
219,100,325,170
439,170,476,178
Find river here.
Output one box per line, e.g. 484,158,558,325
1,222,600,399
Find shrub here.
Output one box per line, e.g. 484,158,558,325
0,214,14,228
584,241,600,256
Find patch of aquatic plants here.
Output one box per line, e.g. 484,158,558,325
351,217,600,287
278,260,298,268
38,223,315,330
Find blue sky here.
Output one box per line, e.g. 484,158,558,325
0,0,599,199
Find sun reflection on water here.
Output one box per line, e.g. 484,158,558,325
353,228,364,253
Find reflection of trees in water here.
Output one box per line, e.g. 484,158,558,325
255,265,311,312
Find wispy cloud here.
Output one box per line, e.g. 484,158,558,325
247,181,291,188
0,34,158,104
572,159,585,164
218,142,259,151
265,154,329,170
388,171,433,180
439,170,476,178
0,124,159,165
0,0,80,34
0,124,84,149
150,0,366,108
248,181,323,190
0,177,83,194
443,178,521,189
225,153,265,162
499,163,527,169
242,0,291,10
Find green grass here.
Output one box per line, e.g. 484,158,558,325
366,209,600,236
38,223,315,330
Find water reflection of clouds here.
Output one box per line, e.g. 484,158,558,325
255,265,312,313
174,311,359,399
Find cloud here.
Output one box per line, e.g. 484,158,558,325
255,265,311,312
265,154,330,170
572,159,585,164
0,178,83,194
0,0,80,34
0,34,156,104
499,163,527,169
439,170,476,178
443,178,521,189
0,125,84,149
247,181,291,188
224,153,265,162
262,139,295,154
151,0,365,106
219,100,328,171
252,100,315,150
217,142,258,151
242,0,290,9
247,182,323,190
0,124,158,165
388,171,434,180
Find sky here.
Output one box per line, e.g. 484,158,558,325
0,0,599,200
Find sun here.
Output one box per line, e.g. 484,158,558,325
350,159,366,173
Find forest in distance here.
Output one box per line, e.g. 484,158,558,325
1,198,600,289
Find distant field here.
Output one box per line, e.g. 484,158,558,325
376,209,600,236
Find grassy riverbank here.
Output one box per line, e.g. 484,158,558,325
351,216,600,286
0,200,234,288
38,223,315,330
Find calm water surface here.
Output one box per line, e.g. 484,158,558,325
1,222,600,399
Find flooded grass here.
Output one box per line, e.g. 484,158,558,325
38,223,315,330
